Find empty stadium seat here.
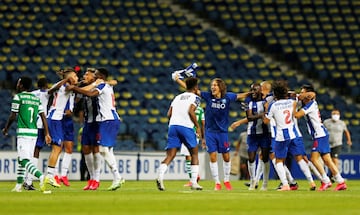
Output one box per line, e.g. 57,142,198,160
1,0,359,152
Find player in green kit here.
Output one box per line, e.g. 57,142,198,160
2,76,52,193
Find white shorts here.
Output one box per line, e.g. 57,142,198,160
17,136,37,161
180,144,190,156
180,138,199,156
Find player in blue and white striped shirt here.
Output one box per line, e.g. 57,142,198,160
265,81,316,191
295,84,347,191
67,68,125,191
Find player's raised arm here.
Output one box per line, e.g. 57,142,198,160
297,91,316,101
236,92,250,100
171,63,201,96
48,78,70,94
173,72,187,88
229,117,248,131
67,84,99,97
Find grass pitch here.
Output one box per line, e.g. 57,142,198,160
1,180,359,215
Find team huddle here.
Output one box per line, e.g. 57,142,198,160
156,66,347,191
2,64,347,193
2,67,124,193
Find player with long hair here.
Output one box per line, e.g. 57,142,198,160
173,71,247,190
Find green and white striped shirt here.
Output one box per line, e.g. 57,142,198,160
194,106,205,130
11,91,44,137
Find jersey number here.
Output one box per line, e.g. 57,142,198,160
28,107,34,123
283,110,291,124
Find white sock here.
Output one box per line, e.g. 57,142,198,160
271,158,278,172
308,161,322,181
262,161,270,186
84,153,94,179
61,152,72,177
322,173,331,183
54,154,61,176
248,161,256,182
158,163,168,181
93,152,102,182
209,162,220,184
190,165,199,184
223,161,231,182
39,175,44,184
24,171,30,185
101,147,121,181
47,166,55,176
297,159,314,183
255,160,264,183
275,162,288,186
284,164,295,184
334,173,345,184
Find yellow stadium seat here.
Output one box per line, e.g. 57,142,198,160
155,94,165,100
150,109,160,115
144,92,154,100
119,100,129,107
159,117,168,124
127,109,138,116
148,117,158,124
350,119,359,126
139,109,149,115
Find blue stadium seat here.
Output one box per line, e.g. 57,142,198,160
1,0,359,152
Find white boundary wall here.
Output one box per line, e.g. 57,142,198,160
0,151,207,181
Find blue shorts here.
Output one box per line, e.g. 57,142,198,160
63,116,74,142
273,139,290,159
288,137,306,156
167,125,197,150
205,131,230,154
35,129,46,148
48,119,63,146
311,135,330,154
81,122,100,146
98,120,120,147
270,138,275,153
247,134,271,153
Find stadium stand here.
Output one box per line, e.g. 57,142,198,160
178,0,360,151
0,0,359,152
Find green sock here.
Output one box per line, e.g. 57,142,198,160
185,160,192,179
16,162,25,184
20,159,42,178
